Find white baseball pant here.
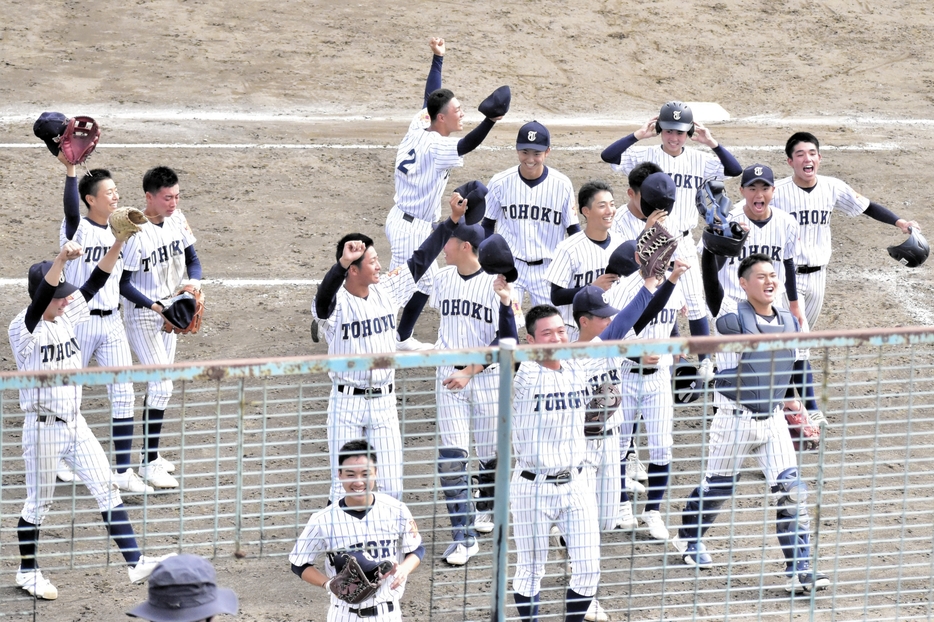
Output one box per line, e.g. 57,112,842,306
514,260,552,309
582,435,622,531
124,305,177,410
674,234,707,321
75,313,135,419
618,367,674,465
704,405,798,485
434,364,499,460
384,205,438,295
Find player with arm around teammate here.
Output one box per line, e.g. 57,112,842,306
386,36,507,350
602,101,744,375
57,155,151,493
313,195,468,503
510,276,677,622
771,131,920,329
9,241,173,600
429,219,518,565
120,166,202,490
482,121,581,309
670,253,829,594
290,440,424,622
544,180,622,342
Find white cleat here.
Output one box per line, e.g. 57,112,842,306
16,569,58,600
396,336,433,351
128,553,177,583
641,509,671,541
698,358,716,384
628,453,648,482
474,513,495,534
585,598,609,622
141,452,176,473
139,461,179,489
443,538,479,566
112,469,154,494
616,501,638,530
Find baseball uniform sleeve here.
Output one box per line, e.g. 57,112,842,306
484,177,505,222
289,515,329,568
428,134,464,174
702,151,727,181
399,506,423,555
601,133,639,167
614,143,652,175
833,179,871,216
175,210,198,247
544,240,574,289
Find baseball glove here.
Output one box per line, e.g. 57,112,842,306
784,403,821,451
636,222,679,280
584,381,621,437
327,553,396,605
162,285,205,334
109,207,148,242
60,116,101,165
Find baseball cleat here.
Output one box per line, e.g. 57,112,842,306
624,474,646,495
112,468,154,494
128,553,177,584
16,568,58,600
585,598,609,622
396,335,433,351
786,571,830,593
443,537,479,566
56,459,75,483
640,510,671,541
672,534,713,569
627,453,648,482
139,461,179,489
616,501,638,530
139,452,176,473
698,358,716,384
473,513,495,534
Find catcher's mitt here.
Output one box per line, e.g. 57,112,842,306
584,381,621,437
60,116,101,165
784,402,821,451
109,207,148,242
327,553,396,605
636,222,679,280
162,285,205,334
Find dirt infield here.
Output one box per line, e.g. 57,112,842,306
1,0,933,620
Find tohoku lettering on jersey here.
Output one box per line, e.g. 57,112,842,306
611,145,725,233
289,493,422,605
484,167,579,262
60,218,124,310
313,265,416,387
9,296,91,417
770,175,869,267
122,210,196,302
430,267,502,349
393,110,464,222
716,204,799,303
545,231,622,327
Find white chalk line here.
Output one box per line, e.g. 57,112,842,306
0,278,322,288
0,142,904,152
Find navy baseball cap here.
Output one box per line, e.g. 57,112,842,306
452,223,485,249
33,111,68,155
639,172,676,218
454,179,489,226
572,285,620,318
740,163,774,187
606,240,639,277
478,85,511,118
27,261,78,301
127,554,238,622
478,234,519,283
516,121,550,151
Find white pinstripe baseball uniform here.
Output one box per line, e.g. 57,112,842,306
430,266,504,457
511,359,601,598
611,146,724,321
60,217,134,418
10,295,122,526
313,265,418,502
544,231,623,340
611,206,646,242
385,110,463,294
121,211,197,411
770,175,869,328
290,493,423,622
715,203,799,306
484,166,580,307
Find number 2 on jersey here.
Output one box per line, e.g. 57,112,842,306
397,149,416,175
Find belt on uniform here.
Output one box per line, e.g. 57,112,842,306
336,384,393,397
517,258,544,266
454,365,467,370
682,230,690,237
348,601,394,617
731,407,773,421
89,305,120,317
34,414,69,424
796,265,823,274
520,467,580,485
402,213,415,223
629,367,658,375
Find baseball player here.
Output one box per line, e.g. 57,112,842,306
314,195,468,503
545,180,622,341
56,156,151,493
510,275,677,622
120,166,202,489
601,101,744,380
482,121,581,309
9,242,173,600
385,36,505,350
771,131,920,329
429,222,518,565
290,439,424,622
671,252,830,593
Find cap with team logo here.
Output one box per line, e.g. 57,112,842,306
740,163,774,187
27,261,78,300
572,285,620,318
639,172,676,217
516,121,550,152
